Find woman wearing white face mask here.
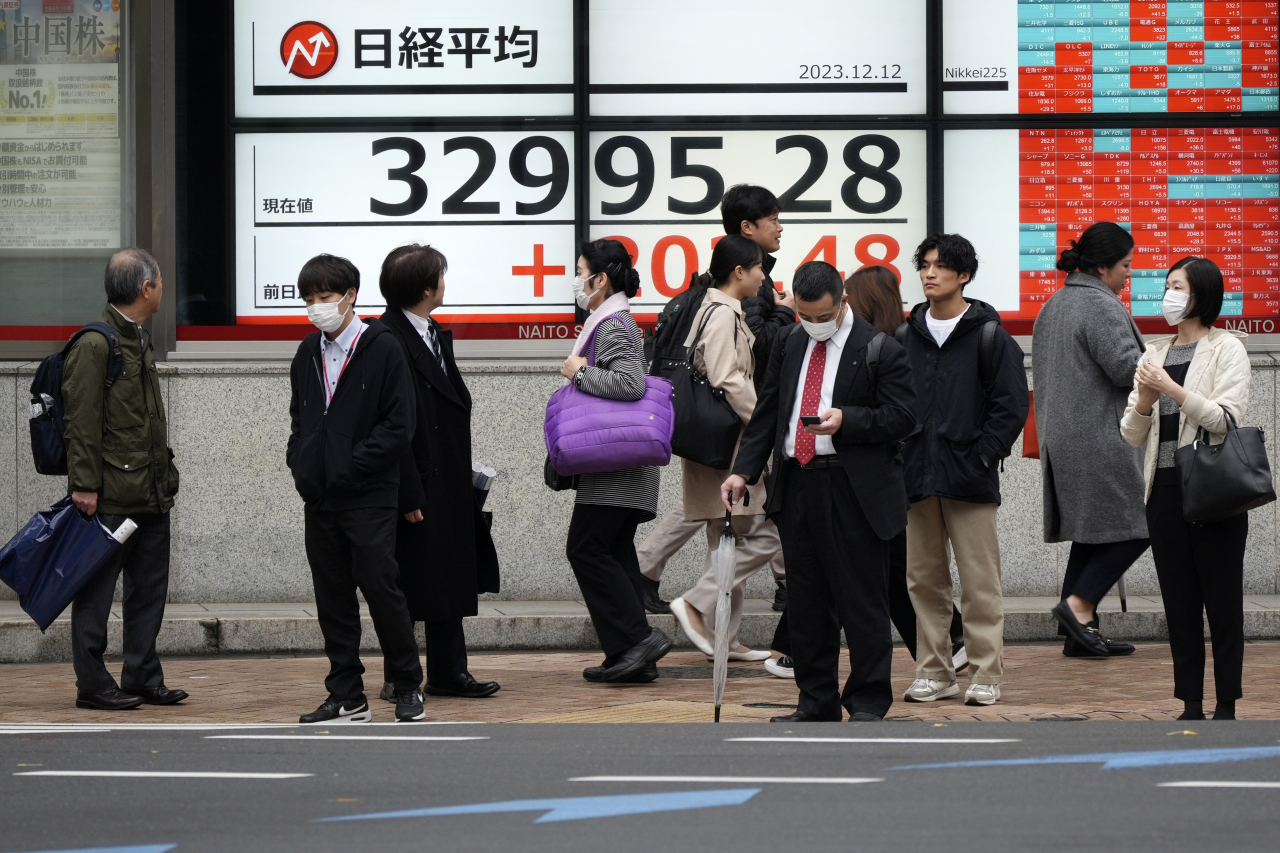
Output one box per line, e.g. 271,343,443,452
1121,256,1250,721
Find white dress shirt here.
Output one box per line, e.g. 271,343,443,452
784,305,854,458
402,308,439,356
319,316,364,408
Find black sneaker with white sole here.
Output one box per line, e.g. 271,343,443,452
379,681,396,703
395,689,426,722
300,698,372,724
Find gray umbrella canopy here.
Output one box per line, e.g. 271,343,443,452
712,511,735,722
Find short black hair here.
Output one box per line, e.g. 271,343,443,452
380,243,448,310
1169,256,1224,326
1057,221,1134,276
579,238,640,298
298,254,360,299
792,261,843,304
913,233,978,286
720,184,779,235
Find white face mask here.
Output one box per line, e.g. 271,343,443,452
572,275,596,311
307,292,351,333
800,303,845,342
1162,289,1190,326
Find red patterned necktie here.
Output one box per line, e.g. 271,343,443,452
794,339,828,466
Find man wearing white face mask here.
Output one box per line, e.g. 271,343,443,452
722,261,917,722
286,254,424,724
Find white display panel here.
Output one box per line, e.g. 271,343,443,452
236,131,576,334
942,0,1019,114
944,130,1022,312
589,130,928,313
588,0,927,116
233,0,574,119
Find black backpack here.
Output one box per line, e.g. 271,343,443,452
646,280,708,378
28,322,124,475
894,319,1000,397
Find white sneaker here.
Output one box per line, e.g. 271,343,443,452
965,683,1001,706
764,655,795,679
903,678,960,702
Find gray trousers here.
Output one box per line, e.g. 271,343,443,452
71,512,171,694
638,497,785,583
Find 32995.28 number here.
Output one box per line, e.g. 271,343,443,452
370,136,570,217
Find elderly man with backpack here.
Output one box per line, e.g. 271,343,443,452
57,248,184,711
637,185,795,621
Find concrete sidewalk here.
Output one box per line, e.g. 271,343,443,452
4,595,1280,664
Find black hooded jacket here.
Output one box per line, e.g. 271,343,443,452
286,318,416,512
740,253,797,390
898,298,1029,505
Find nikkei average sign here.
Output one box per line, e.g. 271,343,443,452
232,0,574,118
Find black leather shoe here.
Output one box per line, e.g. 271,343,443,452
1052,601,1109,657
76,688,144,711
848,711,884,722
126,686,188,705
641,576,670,614
769,709,841,723
585,662,658,683
772,581,788,612
601,628,673,682
1064,622,1135,658
424,672,501,698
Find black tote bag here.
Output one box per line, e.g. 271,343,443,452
669,304,743,470
1174,409,1276,524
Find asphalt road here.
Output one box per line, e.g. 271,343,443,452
3,721,1280,853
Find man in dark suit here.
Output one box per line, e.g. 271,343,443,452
378,244,501,701
722,261,917,722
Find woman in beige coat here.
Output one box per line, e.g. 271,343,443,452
669,236,782,662
1120,256,1250,721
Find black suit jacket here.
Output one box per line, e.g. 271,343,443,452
732,314,918,541
381,310,500,621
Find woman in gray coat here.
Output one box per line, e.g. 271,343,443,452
1032,222,1149,658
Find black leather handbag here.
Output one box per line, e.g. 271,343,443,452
669,303,742,470
1174,409,1276,524
543,453,577,492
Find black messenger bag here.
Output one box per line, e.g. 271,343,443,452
1174,408,1276,524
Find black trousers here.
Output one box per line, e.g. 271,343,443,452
566,503,651,657
1056,537,1151,636
1147,482,1247,703
71,512,171,694
771,531,962,661
305,508,423,701
777,464,893,719
384,619,469,686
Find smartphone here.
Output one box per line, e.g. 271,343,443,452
800,415,822,426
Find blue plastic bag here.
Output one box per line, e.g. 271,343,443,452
0,496,122,632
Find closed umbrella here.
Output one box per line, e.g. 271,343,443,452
712,509,735,722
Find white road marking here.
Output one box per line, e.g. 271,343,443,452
205,735,489,742
1159,781,1280,789
1,724,295,733
571,775,882,785
726,737,1021,744
16,770,312,779
0,728,111,735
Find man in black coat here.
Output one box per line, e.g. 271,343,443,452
287,254,424,724
897,234,1030,709
723,261,917,722
378,244,501,700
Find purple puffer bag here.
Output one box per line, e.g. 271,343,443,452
545,317,674,476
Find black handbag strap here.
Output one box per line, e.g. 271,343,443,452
1194,405,1238,447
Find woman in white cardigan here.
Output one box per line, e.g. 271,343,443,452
1120,257,1250,721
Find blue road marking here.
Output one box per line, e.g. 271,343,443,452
892,747,1280,771
315,788,761,824
6,846,175,853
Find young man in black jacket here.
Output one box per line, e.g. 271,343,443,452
637,185,796,615
897,234,1030,707
286,254,425,724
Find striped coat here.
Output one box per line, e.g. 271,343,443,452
573,312,661,519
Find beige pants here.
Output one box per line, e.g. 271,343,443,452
681,514,783,648
638,497,784,583
906,497,1004,685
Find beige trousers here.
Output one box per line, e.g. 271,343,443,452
906,497,1004,685
681,514,783,648
638,497,784,583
